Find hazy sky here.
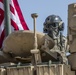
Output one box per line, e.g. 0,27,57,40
18,0,76,36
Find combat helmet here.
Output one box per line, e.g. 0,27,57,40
43,15,64,38
43,15,64,32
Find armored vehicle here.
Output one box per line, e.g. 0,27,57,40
0,2,75,75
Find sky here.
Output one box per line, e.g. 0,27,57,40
18,0,76,36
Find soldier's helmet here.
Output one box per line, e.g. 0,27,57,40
43,15,64,33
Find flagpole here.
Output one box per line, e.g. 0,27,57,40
3,0,11,36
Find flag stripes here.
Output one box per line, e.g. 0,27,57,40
0,0,29,48
12,0,29,30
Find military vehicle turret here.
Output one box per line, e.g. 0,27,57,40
0,3,75,75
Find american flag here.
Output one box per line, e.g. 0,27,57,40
0,0,29,48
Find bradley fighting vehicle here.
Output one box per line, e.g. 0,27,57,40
0,2,76,75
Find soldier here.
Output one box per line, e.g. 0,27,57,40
43,15,68,64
